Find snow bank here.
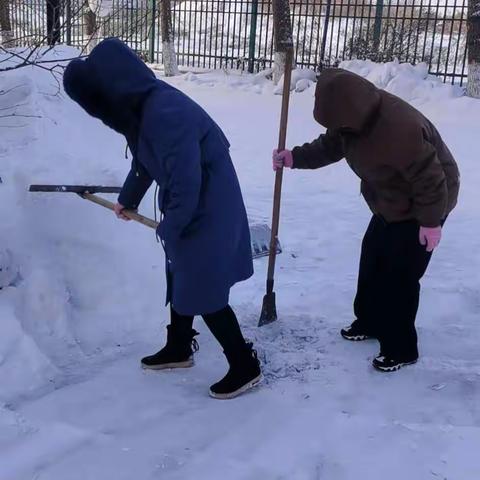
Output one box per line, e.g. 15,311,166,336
181,67,318,95
340,59,464,104
180,59,465,106
273,68,317,94
0,48,163,404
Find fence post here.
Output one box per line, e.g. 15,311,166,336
149,0,157,63
373,0,384,50
66,0,72,45
248,0,259,73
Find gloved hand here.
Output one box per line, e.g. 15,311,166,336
272,149,293,171
419,226,442,252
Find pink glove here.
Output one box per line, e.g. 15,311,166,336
272,149,293,171
419,226,442,252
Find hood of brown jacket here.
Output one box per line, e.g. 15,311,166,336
314,68,382,132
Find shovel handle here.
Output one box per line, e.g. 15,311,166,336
266,47,294,293
81,193,159,230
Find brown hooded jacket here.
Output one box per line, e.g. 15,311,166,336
292,68,460,227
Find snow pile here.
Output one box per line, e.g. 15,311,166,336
0,48,163,404
180,59,465,105
341,59,464,104
273,68,317,94
0,61,61,401
181,67,318,95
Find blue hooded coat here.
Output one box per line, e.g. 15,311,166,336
63,38,253,315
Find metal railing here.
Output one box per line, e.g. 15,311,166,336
7,0,469,84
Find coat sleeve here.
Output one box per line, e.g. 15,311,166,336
292,130,345,170
118,160,153,209
399,132,448,228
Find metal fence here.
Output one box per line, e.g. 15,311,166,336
8,0,470,84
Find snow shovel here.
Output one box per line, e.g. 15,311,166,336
259,0,294,327
28,185,281,260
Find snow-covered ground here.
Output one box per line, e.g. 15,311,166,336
1,52,479,479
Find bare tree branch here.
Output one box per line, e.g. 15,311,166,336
0,102,29,111
0,84,28,96
0,113,42,119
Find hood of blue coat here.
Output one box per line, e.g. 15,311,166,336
63,38,159,137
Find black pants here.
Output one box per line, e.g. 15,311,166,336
171,305,246,356
354,216,434,360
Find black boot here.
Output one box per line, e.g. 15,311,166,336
203,305,262,399
141,325,199,370
209,342,262,400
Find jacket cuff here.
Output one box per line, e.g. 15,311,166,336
291,147,302,169
416,211,444,228
118,190,139,209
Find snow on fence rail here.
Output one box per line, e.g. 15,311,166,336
5,0,469,84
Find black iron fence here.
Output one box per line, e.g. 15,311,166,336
7,0,469,84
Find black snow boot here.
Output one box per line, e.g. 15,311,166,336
209,342,262,400
372,353,418,372
141,325,199,370
203,305,262,399
341,320,375,341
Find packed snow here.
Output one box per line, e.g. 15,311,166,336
1,50,479,479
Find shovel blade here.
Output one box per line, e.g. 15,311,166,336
250,223,282,260
258,291,278,327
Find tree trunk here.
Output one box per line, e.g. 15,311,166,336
160,0,179,76
272,0,293,85
47,0,62,46
0,0,14,47
85,8,100,53
467,0,480,98
273,51,287,84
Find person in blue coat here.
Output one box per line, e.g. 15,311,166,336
63,38,261,399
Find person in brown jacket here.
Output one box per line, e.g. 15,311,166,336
273,68,460,372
